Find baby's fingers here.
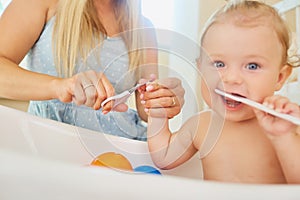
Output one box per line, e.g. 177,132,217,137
263,96,287,111
263,95,296,114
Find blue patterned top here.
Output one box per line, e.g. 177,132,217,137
26,17,147,141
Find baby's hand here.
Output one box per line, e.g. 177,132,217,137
254,95,300,138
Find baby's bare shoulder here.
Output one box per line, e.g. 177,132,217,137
180,110,214,148
184,109,213,128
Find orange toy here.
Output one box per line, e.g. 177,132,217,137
90,152,133,171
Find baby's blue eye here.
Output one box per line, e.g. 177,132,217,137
246,63,259,70
214,61,225,68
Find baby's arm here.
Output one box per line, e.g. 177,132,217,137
147,115,200,169
254,95,300,183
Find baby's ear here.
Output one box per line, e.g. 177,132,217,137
275,64,292,91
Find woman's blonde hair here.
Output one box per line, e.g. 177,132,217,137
53,0,145,77
200,0,300,68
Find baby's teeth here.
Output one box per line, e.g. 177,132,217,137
226,100,240,107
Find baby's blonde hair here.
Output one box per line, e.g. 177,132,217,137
200,0,300,69
53,0,145,77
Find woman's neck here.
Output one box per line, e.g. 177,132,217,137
94,0,114,14
93,0,120,36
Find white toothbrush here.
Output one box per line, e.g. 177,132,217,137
215,88,300,126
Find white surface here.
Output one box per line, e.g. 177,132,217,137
1,150,300,200
0,105,202,178
1,105,300,199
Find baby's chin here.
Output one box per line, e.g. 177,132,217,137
224,112,256,123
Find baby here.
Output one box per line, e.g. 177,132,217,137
142,0,300,184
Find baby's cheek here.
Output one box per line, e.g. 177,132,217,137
201,82,212,106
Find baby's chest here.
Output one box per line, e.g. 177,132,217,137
201,133,286,183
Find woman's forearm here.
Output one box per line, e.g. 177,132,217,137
0,57,59,101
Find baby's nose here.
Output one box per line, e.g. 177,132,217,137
221,68,243,85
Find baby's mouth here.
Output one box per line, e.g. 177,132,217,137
221,92,245,108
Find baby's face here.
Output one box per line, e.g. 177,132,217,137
199,22,284,122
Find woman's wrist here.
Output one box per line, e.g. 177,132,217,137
49,77,64,100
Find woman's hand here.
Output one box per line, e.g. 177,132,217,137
54,70,127,113
139,77,185,119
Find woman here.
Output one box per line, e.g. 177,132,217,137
0,0,184,140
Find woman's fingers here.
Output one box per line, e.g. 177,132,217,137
145,103,181,118
81,72,99,107
82,82,96,107
93,73,114,111
143,79,185,106
141,77,185,118
69,71,113,112
72,74,89,105
142,95,178,108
